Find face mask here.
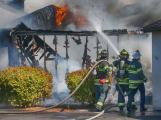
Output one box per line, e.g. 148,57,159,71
120,56,127,61
120,60,125,76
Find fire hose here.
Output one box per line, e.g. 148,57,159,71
0,59,114,115
85,94,117,120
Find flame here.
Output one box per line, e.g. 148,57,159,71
54,4,88,28
73,11,88,28
55,4,68,27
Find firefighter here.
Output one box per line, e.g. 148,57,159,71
127,50,147,115
113,49,130,112
94,49,112,111
132,50,147,113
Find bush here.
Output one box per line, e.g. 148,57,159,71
66,69,96,104
0,66,53,107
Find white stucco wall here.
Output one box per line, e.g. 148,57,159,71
152,31,161,110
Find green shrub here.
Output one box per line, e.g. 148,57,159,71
0,66,53,107
66,69,96,104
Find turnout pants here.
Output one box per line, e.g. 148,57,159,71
138,83,146,111
95,84,109,110
127,88,138,113
95,85,102,102
116,84,129,109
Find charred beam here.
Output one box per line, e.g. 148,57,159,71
12,29,128,36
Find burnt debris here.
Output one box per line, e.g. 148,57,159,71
11,23,62,67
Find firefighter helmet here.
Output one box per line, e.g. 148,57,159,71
100,49,109,59
132,50,141,60
119,49,129,59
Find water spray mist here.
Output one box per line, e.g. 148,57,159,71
89,17,120,55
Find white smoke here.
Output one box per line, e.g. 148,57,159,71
0,8,20,28
24,0,65,13
0,47,8,70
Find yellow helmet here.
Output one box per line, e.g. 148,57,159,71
119,49,129,58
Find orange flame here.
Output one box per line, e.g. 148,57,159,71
55,4,68,27
54,4,88,28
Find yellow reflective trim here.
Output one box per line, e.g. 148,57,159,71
97,101,103,106
105,79,109,83
118,79,129,82
118,103,125,107
117,77,129,80
128,68,142,74
121,51,128,55
117,78,129,85
132,102,136,105
118,82,129,85
104,66,109,69
129,80,143,84
129,84,138,89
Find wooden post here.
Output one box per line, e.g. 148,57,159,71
117,35,120,50
43,35,47,70
53,35,58,77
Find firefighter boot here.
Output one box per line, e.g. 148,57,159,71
119,106,125,115
95,101,103,111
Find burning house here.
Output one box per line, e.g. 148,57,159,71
0,2,88,67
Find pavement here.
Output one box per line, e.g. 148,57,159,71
0,112,133,120
0,111,161,120
0,105,160,120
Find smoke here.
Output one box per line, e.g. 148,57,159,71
24,0,161,28
0,47,8,70
0,0,25,28
24,0,65,13
23,0,161,29
0,8,20,28
64,0,161,28
120,0,161,27
44,58,82,105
